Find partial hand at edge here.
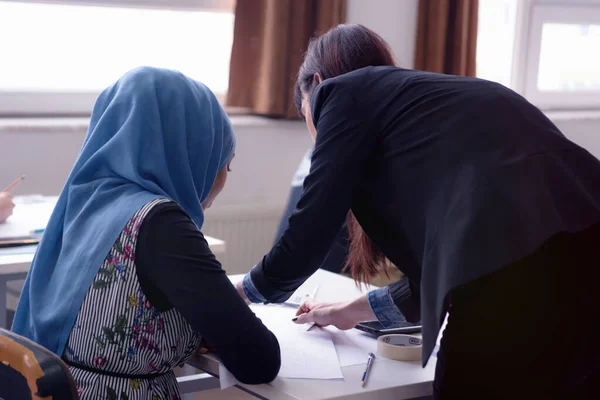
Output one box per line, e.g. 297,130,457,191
0,192,15,223
196,337,215,355
234,279,251,305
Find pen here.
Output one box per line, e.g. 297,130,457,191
360,352,376,387
2,175,25,192
310,284,320,300
284,283,321,308
291,284,320,326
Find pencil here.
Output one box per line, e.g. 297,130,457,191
2,175,25,192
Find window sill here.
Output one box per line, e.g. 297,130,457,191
543,110,600,122
1,110,596,135
0,117,90,134
0,115,302,134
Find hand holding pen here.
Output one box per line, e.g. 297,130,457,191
0,175,24,223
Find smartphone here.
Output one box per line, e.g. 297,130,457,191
355,320,422,336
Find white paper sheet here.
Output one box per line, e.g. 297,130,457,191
214,302,344,389
324,327,379,367
215,304,343,389
249,304,344,380
0,196,56,240
219,362,239,390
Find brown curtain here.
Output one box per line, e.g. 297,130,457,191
415,0,479,76
226,0,346,118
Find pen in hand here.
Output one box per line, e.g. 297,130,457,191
361,352,376,387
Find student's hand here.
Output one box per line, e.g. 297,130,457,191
234,279,251,304
197,338,215,354
0,192,15,223
295,295,378,330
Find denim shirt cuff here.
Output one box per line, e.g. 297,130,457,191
242,272,267,303
366,286,407,327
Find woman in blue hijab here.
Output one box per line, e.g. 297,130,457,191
12,67,280,398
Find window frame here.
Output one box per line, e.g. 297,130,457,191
0,0,233,116
1,0,235,13
510,0,600,111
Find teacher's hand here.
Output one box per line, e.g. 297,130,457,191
295,295,378,330
294,300,359,330
0,192,15,223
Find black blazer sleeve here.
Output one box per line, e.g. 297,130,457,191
276,167,349,274
250,78,379,302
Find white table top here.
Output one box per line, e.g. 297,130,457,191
189,270,435,400
0,196,225,275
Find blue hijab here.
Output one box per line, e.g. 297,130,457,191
11,67,236,356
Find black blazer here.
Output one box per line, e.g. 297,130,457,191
250,66,600,364
275,149,349,274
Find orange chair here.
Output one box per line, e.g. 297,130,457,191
0,328,79,400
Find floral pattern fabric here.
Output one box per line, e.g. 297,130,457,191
63,199,201,400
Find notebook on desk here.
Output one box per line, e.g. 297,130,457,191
0,237,39,248
0,244,38,256
0,195,56,248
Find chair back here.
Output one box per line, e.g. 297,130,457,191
0,328,79,400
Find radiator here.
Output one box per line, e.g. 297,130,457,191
202,205,284,275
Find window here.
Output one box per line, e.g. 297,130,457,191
0,0,235,116
524,4,600,109
476,0,600,110
476,0,519,89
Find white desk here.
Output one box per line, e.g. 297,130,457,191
189,270,436,400
0,196,226,328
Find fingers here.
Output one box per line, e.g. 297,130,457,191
296,299,318,316
294,311,316,325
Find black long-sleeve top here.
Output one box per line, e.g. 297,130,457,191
248,66,600,365
135,202,280,384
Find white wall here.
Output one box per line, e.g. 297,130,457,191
0,118,311,211
346,0,419,68
550,114,600,157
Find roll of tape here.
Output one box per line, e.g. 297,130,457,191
376,334,422,361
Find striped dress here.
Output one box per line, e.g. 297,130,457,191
62,199,202,400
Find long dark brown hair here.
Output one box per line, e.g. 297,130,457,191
295,24,398,284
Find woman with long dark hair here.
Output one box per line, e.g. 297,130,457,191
236,24,600,399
